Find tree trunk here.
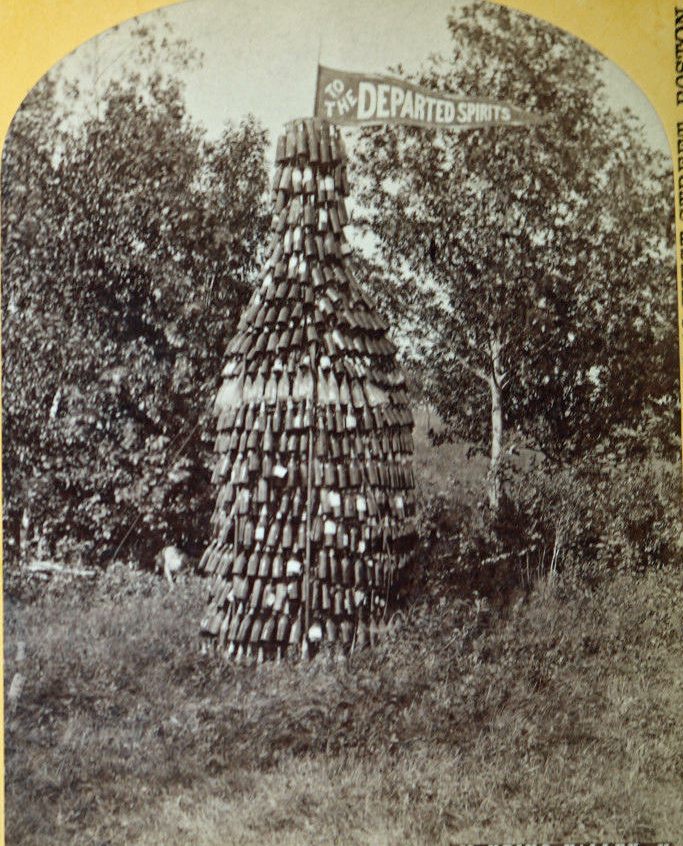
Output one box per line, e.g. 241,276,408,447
489,377,503,510
488,337,505,512
19,506,30,562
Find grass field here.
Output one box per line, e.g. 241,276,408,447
4,556,682,844
4,411,681,843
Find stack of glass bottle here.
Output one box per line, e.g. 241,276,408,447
199,117,416,662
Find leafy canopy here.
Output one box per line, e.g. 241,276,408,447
2,19,270,567
352,1,677,465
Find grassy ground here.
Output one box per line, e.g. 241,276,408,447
4,558,682,844
411,406,488,505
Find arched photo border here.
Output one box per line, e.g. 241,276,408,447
1,0,680,444
1,0,681,839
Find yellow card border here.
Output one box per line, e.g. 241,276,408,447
1,0,678,435
1,2,682,840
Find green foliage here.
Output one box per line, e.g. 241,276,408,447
352,1,678,489
2,24,270,568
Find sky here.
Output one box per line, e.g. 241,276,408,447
56,0,669,159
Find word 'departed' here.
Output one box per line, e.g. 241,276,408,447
314,65,544,130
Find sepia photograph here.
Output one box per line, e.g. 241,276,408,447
2,0,681,842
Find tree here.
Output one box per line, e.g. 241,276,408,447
2,20,270,569
352,1,677,511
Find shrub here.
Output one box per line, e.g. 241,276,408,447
413,453,682,606
505,455,682,577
